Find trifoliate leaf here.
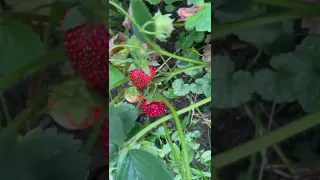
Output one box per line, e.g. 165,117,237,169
195,73,211,97
176,49,203,77
213,56,254,108
190,83,203,94
172,79,191,96
255,53,300,103
153,10,175,42
185,3,211,32
254,68,295,103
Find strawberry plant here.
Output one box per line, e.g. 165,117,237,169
109,0,211,179
0,0,109,179
211,0,320,180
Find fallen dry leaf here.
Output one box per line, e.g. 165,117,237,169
301,0,320,35
202,44,211,72
109,32,127,56
176,5,203,22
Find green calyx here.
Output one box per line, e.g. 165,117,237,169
153,10,175,42
144,91,163,104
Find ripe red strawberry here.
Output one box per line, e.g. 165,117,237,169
129,65,156,89
61,9,108,87
48,99,103,130
141,99,166,117
100,120,109,153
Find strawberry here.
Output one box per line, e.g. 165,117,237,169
124,93,142,103
61,9,108,87
129,65,156,89
124,86,142,103
100,120,109,153
141,99,166,117
48,99,103,130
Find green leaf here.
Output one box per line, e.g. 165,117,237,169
212,56,253,108
0,20,45,77
109,104,126,146
165,4,175,12
109,102,138,146
130,0,155,42
187,146,194,162
190,83,203,94
176,49,203,77
254,69,295,103
163,88,177,99
60,6,87,31
286,36,320,112
49,3,68,30
236,21,294,51
254,53,299,103
185,3,211,32
194,73,211,97
0,127,89,180
109,66,125,88
172,79,191,96
117,149,174,180
147,0,161,5
187,0,204,5
116,102,138,134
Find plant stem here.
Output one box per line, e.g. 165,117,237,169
110,89,124,105
244,103,293,171
158,93,191,180
253,0,320,13
167,65,206,80
212,11,317,40
8,93,48,131
211,108,320,169
125,97,211,144
162,122,184,174
0,91,11,125
246,49,263,69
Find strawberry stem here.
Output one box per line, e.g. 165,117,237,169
157,93,192,180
